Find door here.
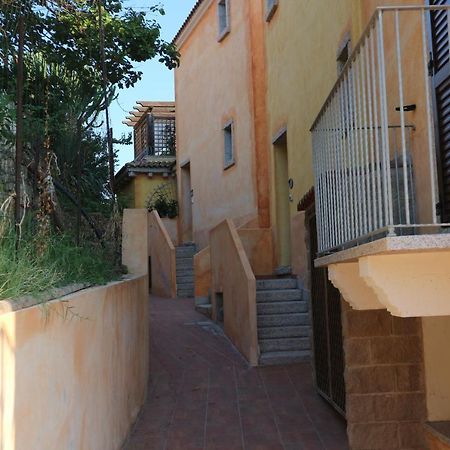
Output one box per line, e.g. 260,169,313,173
429,0,450,222
274,132,291,267
308,213,346,416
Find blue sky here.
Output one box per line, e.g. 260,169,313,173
112,1,197,169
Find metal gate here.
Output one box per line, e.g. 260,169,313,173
309,213,346,416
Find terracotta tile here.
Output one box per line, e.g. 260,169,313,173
123,297,349,450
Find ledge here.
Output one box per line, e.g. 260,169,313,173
0,276,139,315
315,234,450,268
320,235,450,317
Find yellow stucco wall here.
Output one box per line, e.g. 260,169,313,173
134,175,176,209
118,175,177,210
175,0,260,248
265,0,354,223
0,276,149,450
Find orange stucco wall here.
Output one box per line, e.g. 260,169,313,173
0,276,148,450
210,219,258,366
175,0,269,249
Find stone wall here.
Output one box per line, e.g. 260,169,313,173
342,305,427,449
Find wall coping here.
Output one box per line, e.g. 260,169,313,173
315,234,450,267
0,275,145,316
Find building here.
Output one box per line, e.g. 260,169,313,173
171,1,450,448
115,101,177,212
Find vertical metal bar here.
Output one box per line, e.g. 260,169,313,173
355,49,366,236
312,132,321,251
319,122,328,251
377,10,394,231
393,129,402,224
371,27,383,229
331,93,343,248
334,85,345,246
352,56,364,239
343,73,354,242
421,10,438,224
339,77,350,246
365,33,376,233
325,106,336,249
394,10,410,224
360,41,371,234
348,69,357,241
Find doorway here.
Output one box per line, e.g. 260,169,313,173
273,131,291,268
181,162,193,243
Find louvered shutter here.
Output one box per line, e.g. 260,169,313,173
430,0,450,222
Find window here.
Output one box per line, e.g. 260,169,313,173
217,0,230,41
265,0,278,22
223,121,234,169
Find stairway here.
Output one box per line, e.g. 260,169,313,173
257,277,311,366
176,244,196,298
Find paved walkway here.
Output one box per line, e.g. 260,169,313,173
123,297,348,450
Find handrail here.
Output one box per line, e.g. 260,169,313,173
311,5,450,255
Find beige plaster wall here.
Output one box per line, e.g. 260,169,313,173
290,212,308,285
148,211,177,298
238,228,274,276
0,275,149,450
194,246,211,301
122,209,149,276
161,217,178,245
423,316,450,421
175,0,259,250
210,219,258,366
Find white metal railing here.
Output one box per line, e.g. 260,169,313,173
311,5,450,255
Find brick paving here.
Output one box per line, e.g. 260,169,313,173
123,296,349,450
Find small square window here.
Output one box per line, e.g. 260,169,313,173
217,0,230,41
223,121,234,169
266,0,278,22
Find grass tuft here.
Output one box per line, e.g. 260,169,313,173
0,221,119,301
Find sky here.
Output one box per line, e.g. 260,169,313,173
111,1,197,169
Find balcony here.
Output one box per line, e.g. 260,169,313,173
311,5,450,316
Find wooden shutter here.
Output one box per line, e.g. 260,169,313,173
429,0,450,222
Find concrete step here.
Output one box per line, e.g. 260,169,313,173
256,278,298,291
176,267,194,276
177,282,194,291
176,274,194,284
176,246,196,258
176,257,194,270
257,301,308,315
256,289,303,303
259,337,310,353
195,303,212,318
177,289,194,298
258,325,310,339
259,350,311,366
258,313,309,328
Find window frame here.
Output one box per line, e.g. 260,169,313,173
217,0,230,42
223,120,235,170
265,0,278,22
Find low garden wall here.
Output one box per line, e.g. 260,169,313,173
0,209,151,450
0,275,149,450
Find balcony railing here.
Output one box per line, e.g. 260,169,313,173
311,5,450,255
